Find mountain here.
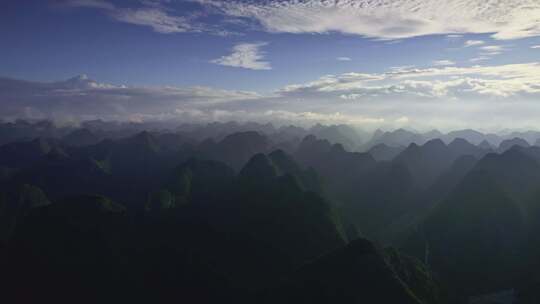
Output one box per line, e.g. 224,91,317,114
478,140,493,150
62,128,100,147
393,139,456,189
443,129,488,145
260,238,445,304
368,143,405,161
447,138,484,157
365,128,426,149
0,137,57,168
405,170,525,297
498,137,530,153
199,131,270,170
309,124,366,151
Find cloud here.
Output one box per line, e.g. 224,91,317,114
62,0,218,34
531,45,540,49
63,0,115,10
479,45,508,56
198,0,540,40
337,57,352,61
0,75,261,122
3,62,540,130
433,60,456,66
279,62,540,99
111,8,192,33
470,56,490,62
464,40,485,47
211,42,271,70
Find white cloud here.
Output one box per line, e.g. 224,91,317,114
199,0,540,40
280,62,540,99
433,60,456,66
64,0,213,34
531,45,540,49
337,57,352,61
211,42,272,70
479,45,508,56
4,62,540,130
112,8,192,33
470,56,490,62
464,40,485,47
0,75,262,122
64,0,115,10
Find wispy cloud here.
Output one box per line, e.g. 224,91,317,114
62,0,220,34
337,57,352,61
112,8,192,33
479,45,507,55
464,40,485,47
63,0,115,10
280,63,540,99
211,42,271,70
470,56,490,62
199,0,540,40
63,1,540,41
3,62,540,129
433,60,456,66
531,45,540,49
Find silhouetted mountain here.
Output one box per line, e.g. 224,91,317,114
405,170,524,298
200,131,270,170
478,139,493,150
368,143,405,161
366,128,426,149
6,122,540,303
260,238,445,304
310,124,366,151
498,137,530,153
0,137,58,168
393,139,456,189
443,129,487,145
62,128,100,147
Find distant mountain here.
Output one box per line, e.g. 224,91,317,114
199,131,270,170
309,124,367,151
365,128,426,149
368,143,405,161
447,138,485,158
443,129,489,145
478,140,493,150
393,139,454,189
62,128,100,147
498,137,530,153
0,137,61,169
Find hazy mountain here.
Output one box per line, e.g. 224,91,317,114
365,128,426,149
62,128,100,147
498,137,530,153
5,121,540,303
405,170,525,297
309,124,367,151
393,139,455,189
261,238,445,304
478,139,493,150
368,143,405,161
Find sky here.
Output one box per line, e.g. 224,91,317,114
1,0,540,131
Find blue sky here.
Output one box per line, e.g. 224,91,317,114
1,0,540,130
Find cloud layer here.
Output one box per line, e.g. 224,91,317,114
201,0,540,40
65,0,540,40
211,42,272,70
2,62,540,130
